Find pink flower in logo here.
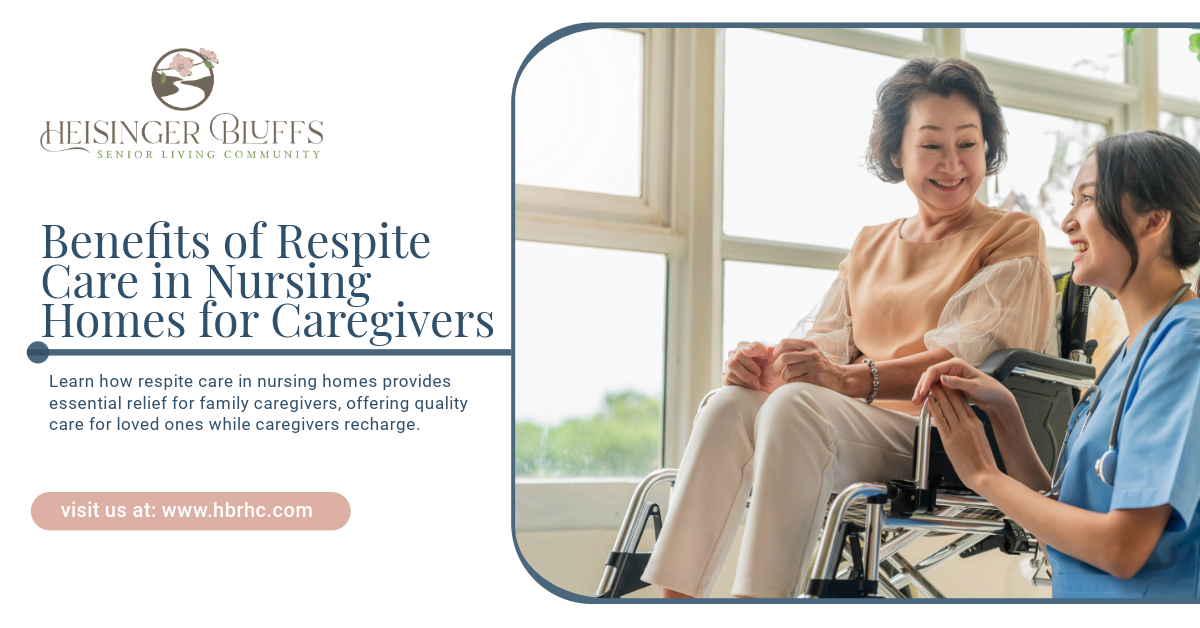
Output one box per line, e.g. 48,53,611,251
171,54,194,77
199,48,219,64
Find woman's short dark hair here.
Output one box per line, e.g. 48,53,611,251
1093,130,1200,286
866,57,1006,183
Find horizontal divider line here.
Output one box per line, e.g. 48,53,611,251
44,349,512,357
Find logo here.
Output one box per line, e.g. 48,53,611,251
41,46,325,160
152,48,219,111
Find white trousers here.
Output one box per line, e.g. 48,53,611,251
641,382,918,598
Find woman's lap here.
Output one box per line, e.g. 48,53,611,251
757,382,918,487
699,382,918,483
646,382,918,597
734,382,917,596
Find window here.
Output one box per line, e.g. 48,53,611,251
966,28,1126,83
1160,112,1200,148
861,28,924,41
723,262,839,349
514,27,1174,533
515,29,644,197
515,241,666,479
1159,29,1200,154
988,108,1107,251
722,28,913,248
1158,28,1200,101
514,29,677,532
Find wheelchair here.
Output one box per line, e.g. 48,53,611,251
595,270,1097,599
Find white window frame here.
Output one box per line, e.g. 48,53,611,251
515,27,1173,532
1161,95,1200,120
516,28,674,227
1155,28,1200,279
1157,28,1200,130
515,28,687,531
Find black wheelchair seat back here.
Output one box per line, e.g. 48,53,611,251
922,268,1097,490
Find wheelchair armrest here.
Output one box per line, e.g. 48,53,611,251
978,349,1095,388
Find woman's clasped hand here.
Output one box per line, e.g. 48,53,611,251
721,341,779,392
911,358,1037,493
921,371,1003,492
911,357,1016,415
722,339,849,394
772,338,848,391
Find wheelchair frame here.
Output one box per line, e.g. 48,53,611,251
595,350,1096,599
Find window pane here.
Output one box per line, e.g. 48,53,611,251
723,29,913,248
860,28,924,41
988,108,1106,251
516,29,643,197
723,261,839,351
966,28,1125,83
1159,28,1200,101
1160,112,1200,149
516,241,664,479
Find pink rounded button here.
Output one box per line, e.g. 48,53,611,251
32,492,350,530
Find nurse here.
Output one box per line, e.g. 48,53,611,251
913,130,1200,598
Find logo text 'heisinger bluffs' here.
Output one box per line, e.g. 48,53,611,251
41,115,324,159
40,47,324,160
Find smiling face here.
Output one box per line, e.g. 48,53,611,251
892,92,987,214
1062,155,1132,291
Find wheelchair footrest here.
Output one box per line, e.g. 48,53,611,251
805,522,879,598
804,578,878,598
959,535,1005,559
596,551,654,598
594,501,664,598
959,520,1037,559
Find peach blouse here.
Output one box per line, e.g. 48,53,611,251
790,206,1056,413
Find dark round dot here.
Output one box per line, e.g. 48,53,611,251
381,222,388,228
308,262,315,268
397,301,404,307
27,341,49,364
366,273,371,278
154,262,161,268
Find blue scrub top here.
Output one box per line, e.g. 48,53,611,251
1048,299,1200,598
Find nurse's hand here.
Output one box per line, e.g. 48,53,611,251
913,358,1017,420
927,385,1001,492
772,338,848,393
722,341,781,392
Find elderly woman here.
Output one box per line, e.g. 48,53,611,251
642,57,1057,599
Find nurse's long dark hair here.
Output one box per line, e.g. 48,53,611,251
1093,130,1200,286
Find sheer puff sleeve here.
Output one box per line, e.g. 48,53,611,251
788,277,856,366
923,257,1057,366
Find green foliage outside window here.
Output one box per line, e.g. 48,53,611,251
516,390,661,479
1124,27,1200,61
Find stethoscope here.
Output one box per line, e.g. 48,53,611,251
1048,283,1192,495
